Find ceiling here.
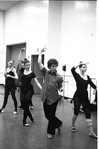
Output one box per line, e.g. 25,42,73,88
0,1,21,11
0,0,97,11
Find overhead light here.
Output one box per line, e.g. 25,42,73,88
75,1,89,11
43,0,49,4
24,6,46,14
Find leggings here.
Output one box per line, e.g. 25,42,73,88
21,91,33,124
19,87,33,107
2,86,17,111
74,97,91,118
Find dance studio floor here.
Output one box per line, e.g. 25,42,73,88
0,86,97,149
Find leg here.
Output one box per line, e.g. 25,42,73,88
43,102,54,138
71,97,81,132
82,100,97,138
18,87,22,109
43,101,62,137
20,93,29,126
25,100,34,121
25,91,34,121
29,95,34,110
0,87,10,112
23,100,29,125
10,87,18,113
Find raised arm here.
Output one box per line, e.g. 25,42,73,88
38,47,46,70
71,62,89,76
18,48,25,61
17,48,25,70
73,62,89,69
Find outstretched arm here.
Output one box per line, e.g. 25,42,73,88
58,77,63,92
88,76,97,89
34,78,42,90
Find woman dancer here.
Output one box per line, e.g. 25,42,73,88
17,48,34,110
71,61,97,138
20,59,42,127
38,48,63,139
0,59,18,114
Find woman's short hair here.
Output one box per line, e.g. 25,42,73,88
47,58,58,69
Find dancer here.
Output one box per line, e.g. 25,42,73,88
20,59,42,127
0,59,18,115
71,61,97,138
17,48,34,110
38,48,63,139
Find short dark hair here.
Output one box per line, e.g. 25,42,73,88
79,64,83,68
24,58,27,61
79,61,84,68
47,58,58,69
21,60,24,63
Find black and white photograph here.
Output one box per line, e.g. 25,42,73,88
0,0,98,149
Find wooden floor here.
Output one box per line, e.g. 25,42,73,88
0,86,97,149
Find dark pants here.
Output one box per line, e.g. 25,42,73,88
2,86,17,111
74,97,91,118
21,91,33,124
43,100,62,135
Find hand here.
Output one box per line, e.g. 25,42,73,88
79,61,89,66
19,81,22,86
41,46,47,53
93,89,96,95
6,74,11,78
21,48,25,52
59,88,63,92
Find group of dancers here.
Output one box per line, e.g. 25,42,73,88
0,48,97,139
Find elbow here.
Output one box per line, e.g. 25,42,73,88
38,59,41,65
71,67,74,71
71,68,73,72
16,76,18,79
71,67,75,73
38,60,40,67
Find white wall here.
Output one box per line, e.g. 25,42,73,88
5,1,49,59
60,1,97,78
45,1,62,69
0,11,5,84
0,11,4,53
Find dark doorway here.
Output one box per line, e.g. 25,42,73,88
6,43,26,68
31,55,44,94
